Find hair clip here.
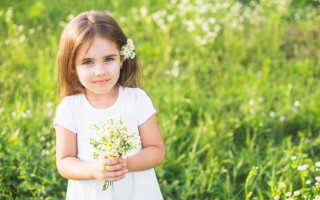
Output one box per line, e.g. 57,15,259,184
120,39,136,61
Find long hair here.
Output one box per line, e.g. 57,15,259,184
57,11,141,101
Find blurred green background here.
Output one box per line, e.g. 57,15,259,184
1,0,320,199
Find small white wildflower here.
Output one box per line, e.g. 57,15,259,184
249,99,254,106
291,107,297,112
314,195,320,200
258,97,265,103
201,23,209,32
67,14,75,21
208,17,216,24
315,161,320,167
26,109,31,114
19,35,26,43
315,182,319,186
291,156,297,160
249,109,255,115
286,192,292,196
173,60,179,67
17,25,24,32
12,112,16,117
297,165,304,170
214,24,221,32
269,111,275,117
293,191,300,196
294,101,300,107
279,182,286,188
46,102,53,108
119,16,126,22
315,176,320,182
207,32,217,38
29,28,35,34
279,116,285,122
274,196,280,200
306,180,311,184
21,113,27,118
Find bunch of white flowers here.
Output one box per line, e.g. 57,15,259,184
89,118,141,191
120,39,136,61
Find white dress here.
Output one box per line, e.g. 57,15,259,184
54,86,163,200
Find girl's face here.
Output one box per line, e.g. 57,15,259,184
75,36,123,98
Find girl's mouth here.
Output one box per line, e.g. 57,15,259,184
94,79,109,85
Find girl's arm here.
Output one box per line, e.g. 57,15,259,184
126,114,165,172
55,125,127,182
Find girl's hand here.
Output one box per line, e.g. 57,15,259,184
92,157,128,182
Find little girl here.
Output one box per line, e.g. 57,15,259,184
54,11,165,200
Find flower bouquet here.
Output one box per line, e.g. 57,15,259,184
89,118,141,191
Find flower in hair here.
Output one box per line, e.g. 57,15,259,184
120,39,135,61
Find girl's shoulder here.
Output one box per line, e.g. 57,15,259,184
57,93,85,111
60,93,84,104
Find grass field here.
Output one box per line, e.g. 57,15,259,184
1,0,320,199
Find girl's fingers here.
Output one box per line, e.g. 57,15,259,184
104,169,128,181
105,163,125,172
106,157,120,165
104,174,126,182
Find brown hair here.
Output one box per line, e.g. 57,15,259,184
57,11,141,101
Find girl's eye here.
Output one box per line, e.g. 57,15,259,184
105,58,113,62
83,60,93,65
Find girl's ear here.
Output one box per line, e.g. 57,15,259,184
120,57,124,69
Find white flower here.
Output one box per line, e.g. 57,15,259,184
208,17,216,24
279,116,285,122
315,161,320,167
214,24,221,32
315,176,320,182
249,109,255,114
291,107,297,112
286,192,292,196
19,35,26,43
279,182,286,188
269,111,275,117
291,156,296,160
274,196,280,200
297,165,304,170
27,28,35,34
293,191,300,196
315,195,320,200
294,101,300,107
306,180,311,184
249,99,254,106
127,39,133,45
130,51,136,59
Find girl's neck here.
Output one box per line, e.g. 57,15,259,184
85,86,119,109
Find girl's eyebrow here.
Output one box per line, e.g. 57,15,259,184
81,54,118,61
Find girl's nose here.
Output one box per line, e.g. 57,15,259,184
95,63,107,76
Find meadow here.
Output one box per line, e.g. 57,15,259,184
0,0,320,199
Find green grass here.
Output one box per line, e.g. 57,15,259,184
1,0,320,199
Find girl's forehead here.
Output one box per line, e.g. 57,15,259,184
76,36,119,59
